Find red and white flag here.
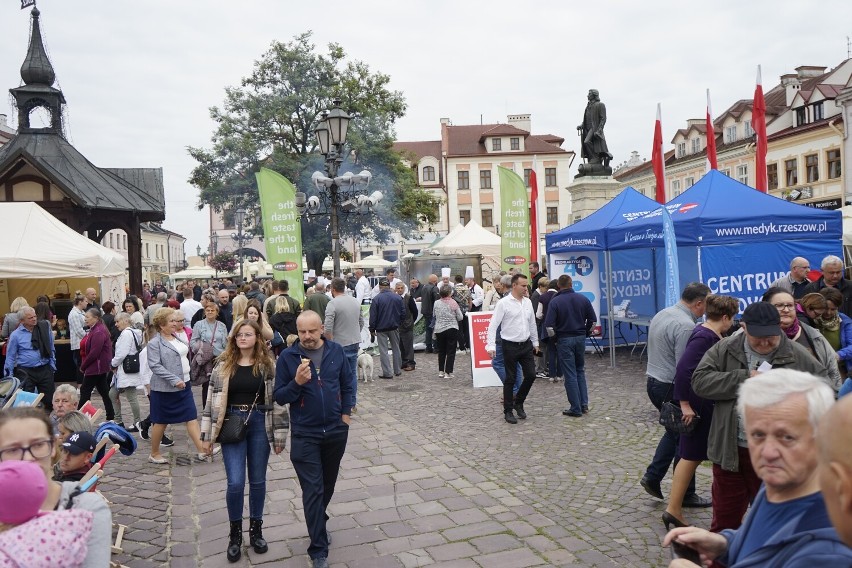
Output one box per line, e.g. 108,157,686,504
705,89,718,172
652,104,666,204
529,156,539,263
753,65,768,192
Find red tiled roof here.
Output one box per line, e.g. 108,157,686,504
445,124,569,157
816,84,843,99
394,140,441,161
538,134,565,146
672,123,708,143
768,115,844,142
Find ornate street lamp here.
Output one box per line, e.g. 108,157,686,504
296,100,383,277
233,207,247,283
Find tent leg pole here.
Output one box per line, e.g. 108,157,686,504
606,250,616,368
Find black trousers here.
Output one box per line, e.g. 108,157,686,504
15,364,56,412
78,372,115,420
502,339,536,412
436,328,458,373
290,426,349,560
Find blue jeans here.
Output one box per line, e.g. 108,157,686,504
556,336,587,414
342,344,359,406
492,340,521,395
645,377,696,496
221,409,270,521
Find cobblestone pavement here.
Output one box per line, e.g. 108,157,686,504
103,349,712,567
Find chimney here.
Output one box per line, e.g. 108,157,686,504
441,118,450,156
507,114,531,133
796,65,827,79
780,73,801,106
0,114,6,127
685,118,704,128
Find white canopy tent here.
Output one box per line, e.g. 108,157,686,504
352,256,396,269
427,220,502,277
0,202,127,305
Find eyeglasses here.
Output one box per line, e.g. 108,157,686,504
772,303,796,311
235,333,256,339
0,438,54,462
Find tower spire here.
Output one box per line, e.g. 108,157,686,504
20,7,56,86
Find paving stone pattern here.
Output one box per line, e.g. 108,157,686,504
103,349,711,567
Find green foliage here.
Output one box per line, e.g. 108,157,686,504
188,31,441,273
209,251,238,273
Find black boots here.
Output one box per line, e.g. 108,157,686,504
249,518,268,554
227,520,242,562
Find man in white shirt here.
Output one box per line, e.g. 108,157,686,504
485,273,540,424
180,294,203,327
68,294,87,384
354,269,371,304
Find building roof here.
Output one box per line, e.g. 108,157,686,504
445,124,569,157
0,132,165,217
394,140,441,161
614,149,674,181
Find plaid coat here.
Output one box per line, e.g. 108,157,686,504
200,361,289,453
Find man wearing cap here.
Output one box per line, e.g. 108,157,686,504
369,278,406,379
692,301,827,532
55,431,96,482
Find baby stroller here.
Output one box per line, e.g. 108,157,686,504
0,376,21,408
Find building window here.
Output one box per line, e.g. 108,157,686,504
545,168,557,187
145,243,149,259
361,251,373,260
546,207,558,224
685,177,694,188
109,233,113,249
691,138,701,153
725,126,737,144
383,250,399,262
459,209,470,226
744,120,754,138
828,149,842,179
737,165,748,185
677,142,686,158
720,169,731,177
422,165,435,182
813,102,824,121
805,154,819,182
481,209,493,227
479,169,492,189
795,107,806,127
523,168,532,188
492,138,501,151
785,159,798,186
768,163,779,190
510,137,520,150
458,171,469,189
671,179,681,196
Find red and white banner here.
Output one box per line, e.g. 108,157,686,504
753,65,768,193
652,103,666,204
705,89,718,171
468,312,502,388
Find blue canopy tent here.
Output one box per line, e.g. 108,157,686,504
546,187,662,363
548,172,843,366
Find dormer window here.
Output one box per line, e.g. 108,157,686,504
795,107,806,127
510,137,519,150
492,138,502,151
725,126,737,144
691,138,701,154
422,165,435,182
677,142,686,158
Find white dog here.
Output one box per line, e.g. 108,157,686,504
357,350,374,382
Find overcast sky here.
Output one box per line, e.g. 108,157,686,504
1,0,850,255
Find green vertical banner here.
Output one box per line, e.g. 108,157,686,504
497,166,530,273
256,167,304,306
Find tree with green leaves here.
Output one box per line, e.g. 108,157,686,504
188,31,440,272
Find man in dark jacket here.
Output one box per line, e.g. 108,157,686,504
396,282,418,371
544,275,597,417
420,274,439,353
245,281,267,306
369,278,406,379
274,311,353,568
692,301,827,533
802,255,852,317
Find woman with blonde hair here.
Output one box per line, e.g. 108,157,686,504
146,307,217,464
201,320,287,562
269,295,298,338
231,295,248,327
234,299,274,341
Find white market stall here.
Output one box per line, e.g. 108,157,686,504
0,202,127,308
427,219,502,277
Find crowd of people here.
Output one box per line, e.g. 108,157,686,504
3,254,852,566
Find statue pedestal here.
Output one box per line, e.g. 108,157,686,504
566,176,623,223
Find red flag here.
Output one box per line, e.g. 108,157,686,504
652,104,666,203
705,89,718,171
529,157,539,263
753,65,768,192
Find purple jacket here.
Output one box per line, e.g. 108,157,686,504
80,321,114,376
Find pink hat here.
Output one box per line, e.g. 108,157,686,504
0,460,47,524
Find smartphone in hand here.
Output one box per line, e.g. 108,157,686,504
671,540,701,564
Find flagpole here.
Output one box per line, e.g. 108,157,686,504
652,104,666,204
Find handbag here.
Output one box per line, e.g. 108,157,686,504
121,330,141,374
216,377,264,444
659,401,699,434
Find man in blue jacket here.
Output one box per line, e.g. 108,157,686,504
274,310,353,568
368,278,406,379
664,369,852,567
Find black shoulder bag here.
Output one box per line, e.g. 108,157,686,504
216,375,264,444
121,330,141,374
